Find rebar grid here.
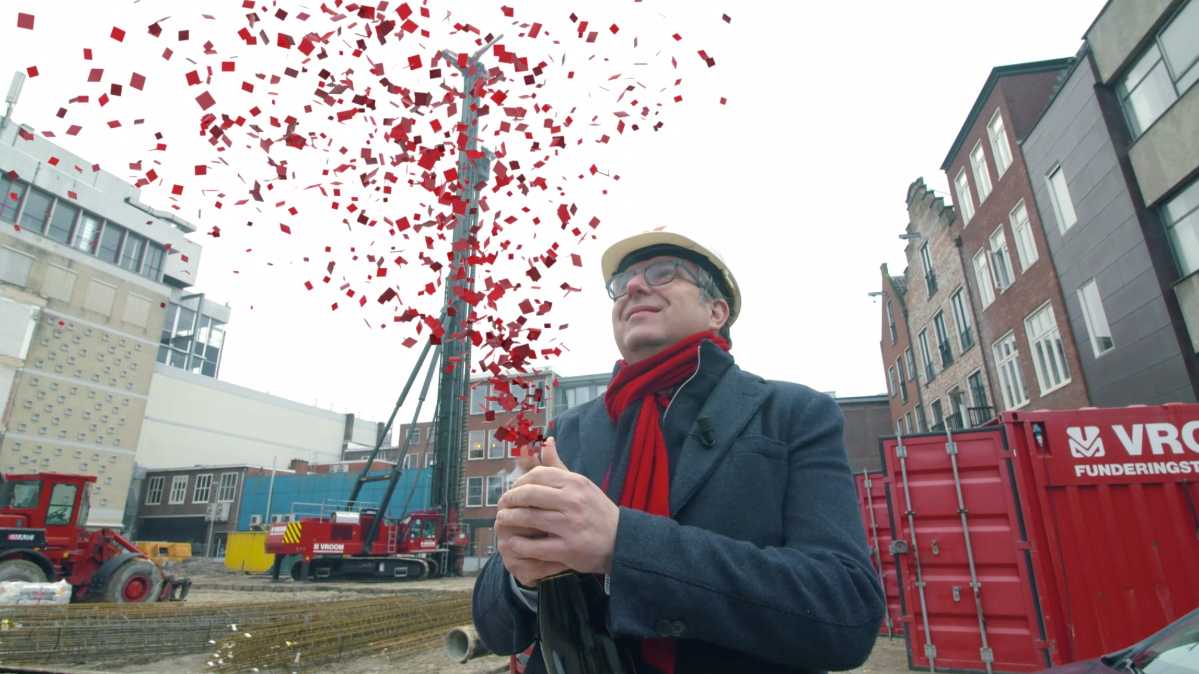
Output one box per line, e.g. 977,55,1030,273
0,592,471,672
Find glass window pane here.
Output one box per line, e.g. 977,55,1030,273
1124,60,1177,136
172,307,196,352
120,233,144,271
0,177,22,222
19,189,53,234
1165,178,1199,276
47,202,77,244
141,244,164,280
98,224,123,263
1161,0,1199,85
74,214,102,254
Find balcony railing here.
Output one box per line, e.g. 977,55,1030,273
939,339,954,367
930,413,964,432
968,406,995,426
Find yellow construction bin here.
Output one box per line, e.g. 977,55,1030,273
136,542,192,568
224,531,276,574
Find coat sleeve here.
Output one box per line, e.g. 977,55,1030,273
604,389,886,671
471,548,539,656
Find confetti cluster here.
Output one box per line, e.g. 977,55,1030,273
10,1,729,450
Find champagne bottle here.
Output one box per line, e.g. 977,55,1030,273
537,570,635,674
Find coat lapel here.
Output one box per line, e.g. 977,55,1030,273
668,365,771,517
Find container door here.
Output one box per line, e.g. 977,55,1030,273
856,470,906,636
1006,405,1199,664
883,429,1051,674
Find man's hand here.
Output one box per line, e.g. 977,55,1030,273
497,438,620,577
496,439,569,587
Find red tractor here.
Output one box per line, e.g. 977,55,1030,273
0,471,191,603
265,506,469,582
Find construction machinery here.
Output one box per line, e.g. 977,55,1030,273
0,471,191,602
264,38,502,584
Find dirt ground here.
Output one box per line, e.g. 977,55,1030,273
20,560,914,674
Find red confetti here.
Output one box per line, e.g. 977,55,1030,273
195,91,216,110
110,27,125,42
195,165,207,175
723,14,732,23
83,48,92,60
87,69,104,82
610,24,619,34
16,13,34,30
130,73,146,90
171,185,183,195
26,66,38,78
280,224,291,234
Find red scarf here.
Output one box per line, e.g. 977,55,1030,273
602,331,731,674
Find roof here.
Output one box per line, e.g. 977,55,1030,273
940,58,1074,171
890,275,908,298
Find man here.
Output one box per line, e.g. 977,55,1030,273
472,228,885,674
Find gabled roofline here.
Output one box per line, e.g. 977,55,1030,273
939,58,1075,171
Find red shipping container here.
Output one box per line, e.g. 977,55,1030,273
855,470,906,637
880,404,1199,674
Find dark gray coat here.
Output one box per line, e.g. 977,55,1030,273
472,341,886,673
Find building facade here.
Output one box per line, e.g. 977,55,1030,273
0,123,202,527
1021,0,1199,405
942,60,1092,417
836,394,894,474
877,266,923,434
902,179,994,430
134,464,279,555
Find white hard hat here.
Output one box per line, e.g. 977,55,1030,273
600,227,741,326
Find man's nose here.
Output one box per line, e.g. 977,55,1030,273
624,271,652,297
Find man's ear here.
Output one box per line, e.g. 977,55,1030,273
707,297,731,332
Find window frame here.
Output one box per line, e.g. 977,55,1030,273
1116,0,1199,140
888,366,898,398
988,108,1013,178
970,140,993,203
951,289,974,352
468,430,486,461
1024,300,1072,396
973,248,996,309
989,224,1015,292
217,472,238,502
918,329,935,382
920,242,937,296
933,311,953,368
993,332,1030,410
486,475,505,507
1046,163,1078,233
955,167,976,224
1078,278,1116,357
904,347,916,380
886,299,897,344
466,476,484,508
1162,175,1199,278
145,476,164,505
1009,200,1039,272
168,475,188,505
192,473,212,503
896,356,908,403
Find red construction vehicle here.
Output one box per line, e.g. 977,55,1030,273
0,471,191,603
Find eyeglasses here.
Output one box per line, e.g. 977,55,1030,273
605,259,704,301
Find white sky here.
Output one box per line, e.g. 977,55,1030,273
0,0,1109,427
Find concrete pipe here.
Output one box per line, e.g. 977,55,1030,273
445,624,491,663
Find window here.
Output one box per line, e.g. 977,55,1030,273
192,474,212,503
920,242,937,296
967,370,990,426
988,108,1013,177
466,477,483,508
930,400,945,430
918,330,935,382
402,454,416,470
217,473,238,502
973,248,995,308
120,233,145,272
19,189,53,234
168,475,188,504
1009,200,1039,272
888,366,898,398
896,357,908,403
486,476,504,507
46,483,77,526
1117,0,1199,139
993,332,1030,409
1025,302,1071,395
425,452,434,467
406,427,421,446
0,174,23,222
470,384,487,414
142,244,165,281
97,223,123,264
468,430,485,460
951,289,974,351
145,476,164,505
886,299,897,344
905,411,914,434
896,418,904,435
904,347,916,380
488,434,506,460
955,168,976,224
914,404,927,432
47,202,77,244
1163,176,1199,277
1046,164,1077,233
989,225,1014,291
1078,279,1116,356
74,213,102,253
970,141,992,203
0,246,35,288
933,312,953,368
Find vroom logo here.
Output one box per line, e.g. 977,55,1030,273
1067,426,1104,458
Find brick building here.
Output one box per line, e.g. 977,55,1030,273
836,394,894,474
877,265,923,434
901,179,995,430
941,59,1092,416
